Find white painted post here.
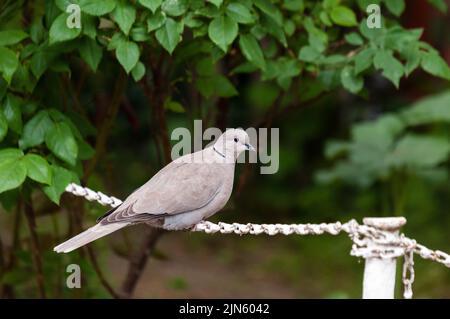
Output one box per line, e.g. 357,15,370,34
362,217,406,299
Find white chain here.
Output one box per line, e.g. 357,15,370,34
65,183,123,207
64,182,450,298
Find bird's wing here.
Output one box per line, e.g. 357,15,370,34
99,160,223,224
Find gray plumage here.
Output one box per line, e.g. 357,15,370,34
54,128,255,253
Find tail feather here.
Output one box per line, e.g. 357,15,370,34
54,223,129,253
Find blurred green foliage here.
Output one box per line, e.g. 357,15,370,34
0,0,449,298
317,90,450,214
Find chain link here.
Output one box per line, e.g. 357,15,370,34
402,249,415,299
65,182,450,298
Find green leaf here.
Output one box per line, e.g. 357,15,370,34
208,15,238,52
196,75,238,98
0,46,19,84
384,27,422,52
11,63,36,94
354,47,374,74
0,159,27,194
156,18,184,54
107,32,126,51
254,0,282,26
78,139,95,160
49,13,81,44
0,148,24,164
284,19,296,36
323,0,340,9
0,188,19,212
320,54,346,65
345,32,364,46
111,0,137,35
226,2,255,24
403,45,421,76
45,122,78,166
213,75,238,97
55,0,76,11
66,111,97,137
0,30,28,46
185,13,203,28
239,33,265,70
131,26,151,42
0,112,7,142
0,267,31,285
401,90,450,125
0,78,5,101
19,110,54,149
324,141,350,159
316,161,374,188
20,43,38,60
116,39,140,73
131,61,146,81
284,0,304,11
30,48,55,80
340,65,363,94
43,165,77,204
278,59,301,89
196,57,216,76
164,99,185,113
47,109,84,140
330,6,357,27
30,18,44,44
208,0,223,7
427,0,448,13
303,18,328,52
388,134,450,168
82,14,97,39
420,51,450,80
161,0,187,16
79,0,116,16
319,11,332,26
3,94,22,134
147,11,166,32
351,114,404,152
22,154,52,185
260,14,287,47
384,0,405,16
45,0,60,27
79,37,103,72
373,50,404,88
139,0,163,13
298,46,321,62
359,18,385,41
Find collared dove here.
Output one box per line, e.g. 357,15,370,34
54,128,255,253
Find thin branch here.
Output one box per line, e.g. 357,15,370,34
63,196,121,298
119,228,164,298
122,96,140,132
0,232,4,276
24,200,46,298
119,51,171,298
86,246,121,298
139,81,163,166
84,69,128,180
215,98,229,131
1,202,22,298
62,74,88,119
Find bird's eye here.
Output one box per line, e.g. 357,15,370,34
234,137,238,143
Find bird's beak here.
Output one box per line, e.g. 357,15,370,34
245,143,256,152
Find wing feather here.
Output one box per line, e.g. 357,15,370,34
99,159,222,225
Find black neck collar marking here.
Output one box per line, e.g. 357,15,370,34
213,146,226,158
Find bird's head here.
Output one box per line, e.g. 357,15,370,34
213,128,256,161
